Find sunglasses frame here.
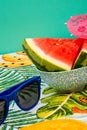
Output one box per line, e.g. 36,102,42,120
0,76,41,125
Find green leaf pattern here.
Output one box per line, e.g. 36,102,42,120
0,66,41,130
37,86,87,119
0,65,87,130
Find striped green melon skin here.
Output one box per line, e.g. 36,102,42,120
23,39,67,72
74,51,87,68
74,41,87,68
23,38,83,72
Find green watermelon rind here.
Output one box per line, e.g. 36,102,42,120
74,50,87,68
23,39,67,72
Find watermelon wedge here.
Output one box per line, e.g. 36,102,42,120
23,38,83,71
74,40,87,68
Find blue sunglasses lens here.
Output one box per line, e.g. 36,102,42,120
16,81,40,109
0,100,6,123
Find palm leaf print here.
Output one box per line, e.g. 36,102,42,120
0,67,26,92
0,66,41,130
14,65,39,79
1,109,42,130
37,86,87,120
0,65,39,92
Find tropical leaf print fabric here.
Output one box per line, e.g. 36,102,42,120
0,51,87,130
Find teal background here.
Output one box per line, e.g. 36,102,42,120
0,0,87,54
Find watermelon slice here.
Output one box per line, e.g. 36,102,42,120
74,40,87,68
23,38,83,71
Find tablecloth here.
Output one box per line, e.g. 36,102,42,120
0,51,87,130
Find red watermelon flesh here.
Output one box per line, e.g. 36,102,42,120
74,39,87,68
33,38,83,69
83,40,87,51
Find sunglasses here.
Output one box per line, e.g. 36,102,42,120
0,76,41,125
